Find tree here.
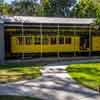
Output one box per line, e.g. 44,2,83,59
0,1,12,16
71,0,98,18
42,0,76,17
0,0,77,17
0,0,4,15
10,0,40,16
96,3,100,24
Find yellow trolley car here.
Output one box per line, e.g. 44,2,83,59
0,16,100,62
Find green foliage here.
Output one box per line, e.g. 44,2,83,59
0,1,11,15
71,0,97,18
10,0,39,16
2,3,11,15
43,0,76,17
2,0,100,19
1,0,76,17
96,3,100,24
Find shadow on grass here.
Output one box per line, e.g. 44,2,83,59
0,63,41,69
0,95,42,100
0,64,41,83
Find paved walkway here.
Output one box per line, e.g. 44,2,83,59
0,62,100,100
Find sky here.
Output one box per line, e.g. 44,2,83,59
6,0,79,4
5,0,13,4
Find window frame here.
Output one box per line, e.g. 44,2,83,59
42,36,49,45
25,36,32,45
65,37,71,44
16,36,24,45
59,36,64,45
50,36,57,45
34,35,41,45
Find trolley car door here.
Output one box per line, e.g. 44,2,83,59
80,34,89,50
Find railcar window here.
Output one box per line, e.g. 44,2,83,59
59,37,64,44
42,37,48,44
50,37,56,44
34,36,41,44
65,37,71,44
17,37,24,45
25,37,32,45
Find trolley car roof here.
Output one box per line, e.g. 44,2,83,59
0,16,95,25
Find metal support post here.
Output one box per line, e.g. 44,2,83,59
22,21,24,60
74,26,76,57
89,25,91,56
0,21,5,64
40,23,43,58
57,24,60,58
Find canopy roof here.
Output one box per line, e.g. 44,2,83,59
0,16,95,25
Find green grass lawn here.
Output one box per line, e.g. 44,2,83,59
66,62,100,91
0,64,41,83
0,95,42,100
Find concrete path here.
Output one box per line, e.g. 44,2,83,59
0,62,100,100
